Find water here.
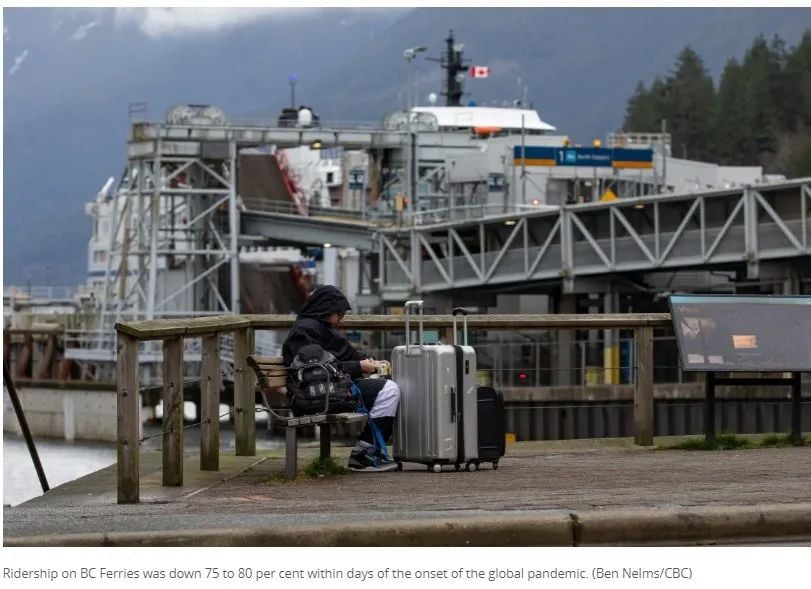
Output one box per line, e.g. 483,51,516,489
3,423,297,507
3,433,115,507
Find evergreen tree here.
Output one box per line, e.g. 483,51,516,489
713,58,747,164
661,47,715,161
784,31,811,130
738,36,785,165
623,80,664,132
768,35,791,131
786,136,811,177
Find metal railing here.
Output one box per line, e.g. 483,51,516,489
406,202,559,225
242,196,397,224
363,333,695,390
4,286,79,300
243,196,557,227
227,117,385,131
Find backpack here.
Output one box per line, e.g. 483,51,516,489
287,344,357,416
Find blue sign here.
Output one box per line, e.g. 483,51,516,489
513,146,653,169
560,147,612,166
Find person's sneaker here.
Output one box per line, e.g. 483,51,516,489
347,448,398,472
373,444,393,462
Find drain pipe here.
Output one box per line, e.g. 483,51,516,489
3,364,49,493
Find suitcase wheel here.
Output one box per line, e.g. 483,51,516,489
492,460,499,471
466,461,478,472
431,463,442,473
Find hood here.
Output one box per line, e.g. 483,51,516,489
297,285,352,320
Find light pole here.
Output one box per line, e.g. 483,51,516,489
403,46,426,221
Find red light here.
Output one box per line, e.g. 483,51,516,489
519,372,528,380
531,199,540,205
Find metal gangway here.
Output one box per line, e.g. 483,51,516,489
242,177,811,297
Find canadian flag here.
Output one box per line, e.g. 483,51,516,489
470,65,490,78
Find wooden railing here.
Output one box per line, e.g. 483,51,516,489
114,313,671,503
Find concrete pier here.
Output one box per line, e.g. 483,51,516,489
5,438,810,546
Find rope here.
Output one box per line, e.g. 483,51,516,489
138,408,235,444
138,377,208,395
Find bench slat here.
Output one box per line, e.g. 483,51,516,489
280,412,366,428
259,375,288,388
250,355,284,364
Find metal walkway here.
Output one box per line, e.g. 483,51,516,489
241,178,811,298
377,179,811,296
240,199,395,250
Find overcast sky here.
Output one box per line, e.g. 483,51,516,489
113,7,282,37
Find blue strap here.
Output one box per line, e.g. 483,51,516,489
351,382,390,461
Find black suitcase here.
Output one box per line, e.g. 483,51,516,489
477,385,506,469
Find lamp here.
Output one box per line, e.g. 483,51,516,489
403,45,427,220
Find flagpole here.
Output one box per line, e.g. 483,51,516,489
521,114,526,204
403,46,427,224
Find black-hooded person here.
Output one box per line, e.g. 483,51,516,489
282,285,400,473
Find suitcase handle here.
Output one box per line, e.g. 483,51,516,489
404,300,424,355
450,386,456,423
452,307,470,346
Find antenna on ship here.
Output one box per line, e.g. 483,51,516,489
427,30,470,107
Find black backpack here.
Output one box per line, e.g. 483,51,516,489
287,344,357,416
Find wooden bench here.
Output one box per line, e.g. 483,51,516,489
246,355,367,479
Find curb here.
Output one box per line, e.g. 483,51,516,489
576,503,811,545
6,504,811,547
3,514,574,547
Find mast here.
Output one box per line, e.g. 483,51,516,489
429,30,469,107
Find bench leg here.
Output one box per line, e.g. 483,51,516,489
285,427,297,479
319,424,331,460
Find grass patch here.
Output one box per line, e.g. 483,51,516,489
659,432,811,451
304,456,348,478
663,433,753,451
756,433,810,448
757,433,795,448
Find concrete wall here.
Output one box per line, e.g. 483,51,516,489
3,386,121,442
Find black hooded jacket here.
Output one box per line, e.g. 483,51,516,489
282,285,364,378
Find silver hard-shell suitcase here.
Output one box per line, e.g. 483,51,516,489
392,301,479,472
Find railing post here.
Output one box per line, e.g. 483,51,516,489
438,325,452,344
163,336,184,486
117,332,140,504
634,326,654,446
200,333,221,471
233,327,256,456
